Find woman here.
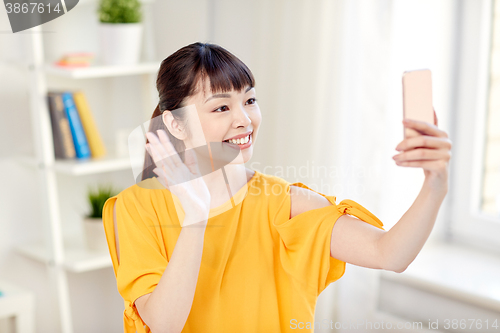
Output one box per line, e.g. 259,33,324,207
102,42,451,333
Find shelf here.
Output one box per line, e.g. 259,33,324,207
14,239,112,273
17,154,144,176
77,0,155,6
53,154,143,175
21,1,160,331
0,279,35,327
44,61,161,79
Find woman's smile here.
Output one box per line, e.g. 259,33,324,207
222,132,253,150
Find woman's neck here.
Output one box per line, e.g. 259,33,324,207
202,163,252,209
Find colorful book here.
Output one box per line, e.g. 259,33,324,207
73,90,107,158
47,92,76,159
62,92,91,159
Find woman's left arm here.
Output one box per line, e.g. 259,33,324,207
377,109,452,272
293,110,451,273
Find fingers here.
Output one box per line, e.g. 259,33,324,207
183,148,201,176
403,118,447,138
146,143,170,182
153,130,182,169
146,130,183,169
393,159,448,171
394,134,452,164
395,135,452,152
145,140,163,165
395,111,451,174
393,148,451,163
152,167,169,188
145,130,198,187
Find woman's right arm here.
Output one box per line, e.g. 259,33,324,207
136,129,211,332
114,201,207,333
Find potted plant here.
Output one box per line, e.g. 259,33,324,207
97,0,143,65
83,184,119,251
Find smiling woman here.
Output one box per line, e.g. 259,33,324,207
101,42,450,333
141,42,259,181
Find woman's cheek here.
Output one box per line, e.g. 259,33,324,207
252,108,262,127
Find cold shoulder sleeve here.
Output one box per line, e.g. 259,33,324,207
271,182,385,295
103,189,169,333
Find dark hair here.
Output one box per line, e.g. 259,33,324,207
141,42,256,181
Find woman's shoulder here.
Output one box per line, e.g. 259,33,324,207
252,170,291,188
249,171,294,223
248,170,293,203
254,171,330,198
107,178,170,228
116,171,293,205
112,177,164,206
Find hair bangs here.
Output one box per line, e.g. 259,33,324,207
198,45,255,96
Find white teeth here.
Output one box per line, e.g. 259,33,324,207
227,134,250,145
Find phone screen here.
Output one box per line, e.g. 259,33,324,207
402,69,434,139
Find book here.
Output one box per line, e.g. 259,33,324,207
61,92,91,159
55,52,95,68
47,92,76,159
73,90,107,158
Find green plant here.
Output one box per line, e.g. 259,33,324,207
98,0,142,24
86,184,119,219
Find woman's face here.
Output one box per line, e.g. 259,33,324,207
175,78,262,165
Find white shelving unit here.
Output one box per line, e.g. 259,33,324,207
43,61,161,79
14,4,159,332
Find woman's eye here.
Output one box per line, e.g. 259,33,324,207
246,98,257,105
213,105,229,112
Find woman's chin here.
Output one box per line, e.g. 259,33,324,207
227,149,252,165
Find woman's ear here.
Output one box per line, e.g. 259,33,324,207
162,110,187,140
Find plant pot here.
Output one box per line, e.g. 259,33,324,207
83,217,108,252
98,23,143,65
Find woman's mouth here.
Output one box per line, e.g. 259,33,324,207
223,133,252,150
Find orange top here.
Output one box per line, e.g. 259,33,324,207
102,170,385,332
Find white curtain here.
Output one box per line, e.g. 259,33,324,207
208,1,394,330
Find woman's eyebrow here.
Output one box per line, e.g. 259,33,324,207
204,93,230,104
204,86,253,104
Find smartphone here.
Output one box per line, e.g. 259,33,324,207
402,69,434,139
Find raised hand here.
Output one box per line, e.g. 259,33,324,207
145,129,211,227
392,109,452,191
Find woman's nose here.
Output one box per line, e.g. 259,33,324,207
232,105,251,127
